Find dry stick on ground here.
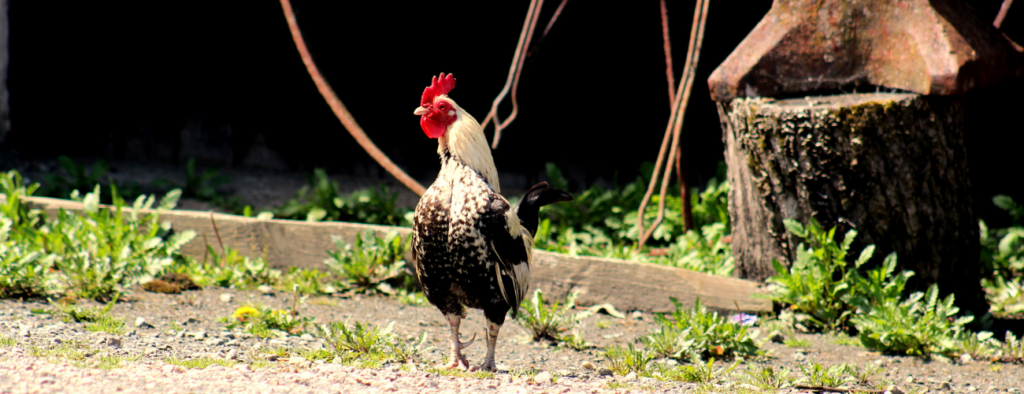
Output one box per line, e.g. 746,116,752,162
483,0,545,149
661,0,695,232
637,0,710,249
995,0,1014,28
794,386,896,394
278,0,426,196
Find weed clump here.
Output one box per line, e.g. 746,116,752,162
324,230,412,295
517,289,590,346
314,320,430,367
642,297,761,361
274,169,411,226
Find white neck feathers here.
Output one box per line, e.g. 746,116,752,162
437,97,500,193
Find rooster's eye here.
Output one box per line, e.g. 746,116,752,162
438,104,446,110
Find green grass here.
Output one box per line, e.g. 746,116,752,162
29,342,93,363
844,362,884,386
423,365,496,379
91,354,142,370
84,316,127,335
784,338,811,348
263,346,290,359
604,381,655,391
662,357,738,388
0,336,15,347
248,359,276,369
165,356,236,369
798,363,853,388
831,334,861,347
298,348,334,362
743,365,793,390
603,343,654,376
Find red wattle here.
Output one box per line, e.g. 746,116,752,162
420,116,446,138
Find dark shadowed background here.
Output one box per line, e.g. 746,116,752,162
2,0,1021,223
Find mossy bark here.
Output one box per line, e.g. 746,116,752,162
718,92,983,312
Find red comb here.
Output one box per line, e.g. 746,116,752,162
420,73,456,106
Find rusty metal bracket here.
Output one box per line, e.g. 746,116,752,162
708,0,1023,101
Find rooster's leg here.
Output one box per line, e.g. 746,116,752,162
471,318,501,372
443,313,474,370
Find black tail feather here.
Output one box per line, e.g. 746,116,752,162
514,182,573,236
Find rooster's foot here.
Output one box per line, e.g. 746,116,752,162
470,358,496,372
442,355,471,370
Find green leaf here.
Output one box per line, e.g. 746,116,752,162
159,189,182,210
783,219,807,238
855,244,875,268
83,186,101,213
306,207,327,222
993,195,1017,211
841,230,858,252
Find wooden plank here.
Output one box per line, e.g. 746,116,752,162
11,195,770,313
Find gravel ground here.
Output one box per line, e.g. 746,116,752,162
2,287,1023,393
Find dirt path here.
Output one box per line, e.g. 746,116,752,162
2,287,1022,393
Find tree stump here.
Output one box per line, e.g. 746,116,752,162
718,92,983,312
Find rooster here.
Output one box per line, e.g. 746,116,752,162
411,73,572,371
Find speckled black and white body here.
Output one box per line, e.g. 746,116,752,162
411,74,571,372
413,156,530,320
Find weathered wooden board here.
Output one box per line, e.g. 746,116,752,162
13,195,770,314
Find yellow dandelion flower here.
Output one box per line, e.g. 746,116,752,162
232,306,260,322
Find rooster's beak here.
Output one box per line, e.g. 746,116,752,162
413,106,429,116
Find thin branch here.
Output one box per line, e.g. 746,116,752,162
210,211,226,267
637,0,710,249
636,79,686,250
529,0,571,58
995,0,1014,28
676,145,694,231
484,0,546,149
660,0,676,105
662,0,694,232
279,0,426,196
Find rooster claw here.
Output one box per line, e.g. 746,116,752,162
458,332,477,350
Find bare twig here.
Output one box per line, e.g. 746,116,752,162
661,0,695,232
529,0,571,58
637,0,710,249
484,0,546,149
278,0,426,196
660,0,676,105
995,0,1014,28
201,233,210,266
676,146,694,231
210,211,226,267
